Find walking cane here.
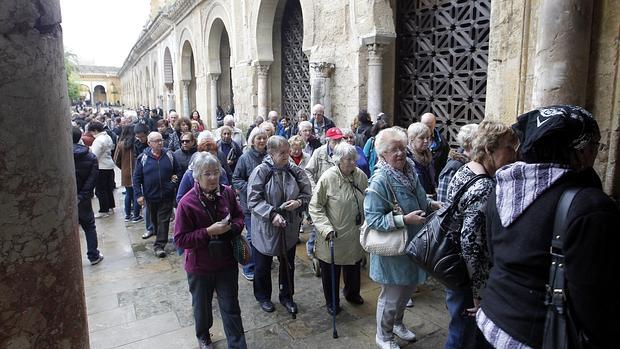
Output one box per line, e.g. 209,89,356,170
329,232,339,339
279,225,296,320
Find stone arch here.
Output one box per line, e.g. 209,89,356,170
179,28,196,80
205,6,235,124
252,0,315,62
163,47,174,86
153,61,160,107
93,85,107,104
145,65,152,107
180,38,197,117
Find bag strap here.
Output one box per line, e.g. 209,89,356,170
366,187,394,209
449,174,491,209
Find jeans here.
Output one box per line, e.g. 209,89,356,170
242,214,254,275
78,200,100,261
252,244,296,303
306,227,316,257
187,269,247,349
124,186,141,218
95,169,115,212
444,288,492,349
147,200,173,250
318,259,361,310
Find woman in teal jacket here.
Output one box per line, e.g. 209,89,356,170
364,127,440,349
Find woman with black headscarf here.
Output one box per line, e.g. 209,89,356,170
477,105,619,349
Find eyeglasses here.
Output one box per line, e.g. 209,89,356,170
313,113,324,116
200,171,220,178
343,136,354,140
180,140,192,144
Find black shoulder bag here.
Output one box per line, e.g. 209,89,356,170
405,174,489,290
542,187,589,349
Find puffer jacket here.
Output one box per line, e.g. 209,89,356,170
247,156,312,256
304,143,335,188
309,166,368,265
133,148,177,203
91,132,115,169
232,147,266,213
74,143,98,203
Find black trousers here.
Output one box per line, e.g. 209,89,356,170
146,200,173,249
187,269,247,348
77,199,100,261
95,169,115,212
319,258,362,309
252,244,296,303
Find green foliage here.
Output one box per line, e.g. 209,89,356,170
65,51,81,102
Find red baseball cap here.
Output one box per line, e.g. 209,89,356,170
325,127,343,140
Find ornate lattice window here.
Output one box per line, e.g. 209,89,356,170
396,0,491,146
281,0,310,119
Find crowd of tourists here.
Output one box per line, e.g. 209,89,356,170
72,103,618,349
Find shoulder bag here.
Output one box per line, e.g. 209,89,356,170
405,174,489,290
542,187,588,349
360,182,408,256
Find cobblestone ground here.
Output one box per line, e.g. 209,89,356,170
81,176,449,349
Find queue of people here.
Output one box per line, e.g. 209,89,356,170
71,103,618,349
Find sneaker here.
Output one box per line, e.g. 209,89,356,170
108,208,115,215
406,298,414,308
90,255,104,265
131,215,144,223
376,335,400,349
124,215,132,222
393,324,416,342
94,212,109,218
142,230,155,239
154,248,167,258
242,271,254,281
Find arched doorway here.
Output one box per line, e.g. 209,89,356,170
153,61,160,108
206,17,233,127
163,47,175,112
180,40,197,118
219,30,233,114
93,85,107,105
395,0,491,146
280,0,310,119
79,84,91,105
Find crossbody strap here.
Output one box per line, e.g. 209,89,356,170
449,174,491,210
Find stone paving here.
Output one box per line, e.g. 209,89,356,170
80,183,449,349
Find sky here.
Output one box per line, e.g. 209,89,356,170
59,0,151,67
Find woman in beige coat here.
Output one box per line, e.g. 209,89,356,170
309,142,368,315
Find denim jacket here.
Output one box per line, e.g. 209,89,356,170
363,167,430,285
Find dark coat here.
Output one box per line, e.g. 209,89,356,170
173,147,197,180
73,144,98,203
430,127,449,181
133,148,177,203
232,147,266,213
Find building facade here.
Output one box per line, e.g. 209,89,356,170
118,0,620,200
77,65,122,105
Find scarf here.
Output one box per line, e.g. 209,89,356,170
409,146,433,167
495,161,571,227
376,157,419,195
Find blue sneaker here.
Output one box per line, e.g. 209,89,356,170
124,215,131,222
131,215,144,223
242,271,254,281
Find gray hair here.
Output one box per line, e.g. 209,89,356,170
297,120,312,132
197,130,214,144
456,124,479,150
312,104,325,114
248,127,268,147
267,135,289,153
191,152,220,180
407,122,431,140
332,142,358,164
375,128,408,156
340,127,354,137
223,114,235,126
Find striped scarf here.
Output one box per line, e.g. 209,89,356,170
495,161,570,227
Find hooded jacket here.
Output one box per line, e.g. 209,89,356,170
73,143,98,203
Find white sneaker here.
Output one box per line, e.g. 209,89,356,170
94,212,109,218
376,335,400,349
393,324,416,342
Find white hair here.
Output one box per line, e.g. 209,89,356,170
456,123,479,150
223,114,235,126
297,120,312,132
267,135,289,153
248,127,268,147
197,130,214,144
375,128,407,156
407,122,431,139
332,142,358,164
191,152,220,180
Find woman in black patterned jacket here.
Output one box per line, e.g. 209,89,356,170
443,121,519,349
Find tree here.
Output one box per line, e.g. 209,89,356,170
65,51,81,102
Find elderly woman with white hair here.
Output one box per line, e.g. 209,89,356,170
247,135,312,315
341,127,370,177
297,120,322,155
437,123,479,202
364,127,441,349
309,142,368,315
407,122,437,198
174,152,247,349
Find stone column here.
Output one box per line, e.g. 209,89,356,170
310,62,336,117
366,43,385,117
531,0,593,107
182,80,191,118
167,87,175,113
255,64,270,118
0,1,90,347
210,73,220,128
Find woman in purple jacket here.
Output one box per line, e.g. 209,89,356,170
174,152,247,349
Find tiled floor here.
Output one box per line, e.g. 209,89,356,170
80,181,449,348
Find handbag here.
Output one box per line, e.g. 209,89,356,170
405,174,489,290
360,183,408,256
542,187,588,349
231,235,251,265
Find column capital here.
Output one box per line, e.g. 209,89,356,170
182,80,191,87
310,62,335,78
209,73,220,81
255,64,270,77
367,43,385,65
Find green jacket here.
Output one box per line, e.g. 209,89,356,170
309,166,368,265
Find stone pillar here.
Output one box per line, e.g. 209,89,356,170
310,62,336,117
182,80,190,118
0,1,90,348
210,73,220,128
531,0,593,107
167,87,175,113
366,43,385,117
256,64,270,118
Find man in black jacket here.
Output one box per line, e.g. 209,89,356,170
310,104,335,143
72,127,104,265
